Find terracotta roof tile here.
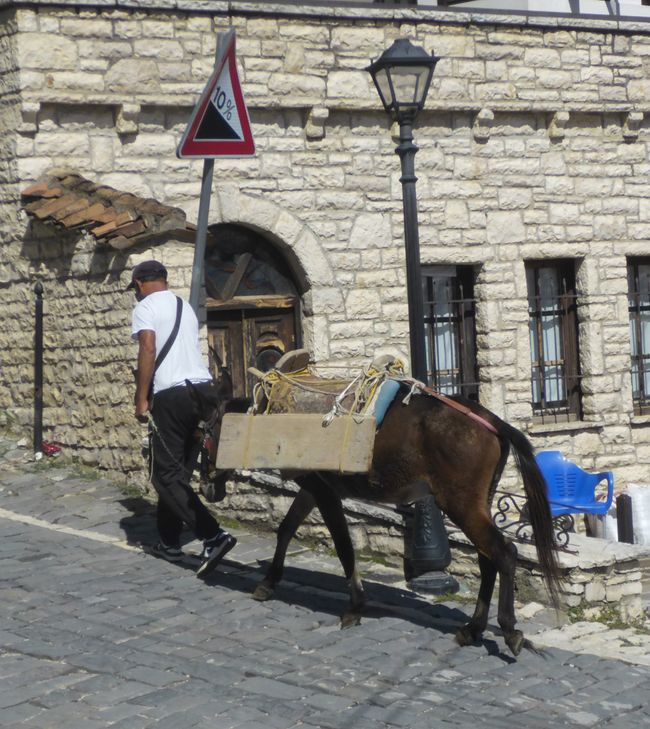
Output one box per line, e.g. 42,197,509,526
21,168,189,251
91,211,135,237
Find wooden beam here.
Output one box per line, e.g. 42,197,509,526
205,294,297,311
220,252,252,301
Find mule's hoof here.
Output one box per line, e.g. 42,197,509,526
455,624,480,647
340,611,361,629
506,630,524,657
252,583,274,602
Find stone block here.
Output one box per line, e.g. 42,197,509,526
524,47,561,68
584,579,606,602
326,70,370,101
114,20,142,39
486,211,525,245
133,38,183,60
345,289,382,320
628,79,650,102
17,33,77,70
58,17,112,38
106,59,161,93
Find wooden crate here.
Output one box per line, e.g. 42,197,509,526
216,413,376,474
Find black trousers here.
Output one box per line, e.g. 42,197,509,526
150,384,220,547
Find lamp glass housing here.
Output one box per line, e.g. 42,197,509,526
367,39,438,121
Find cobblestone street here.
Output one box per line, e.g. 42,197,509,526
1,434,650,729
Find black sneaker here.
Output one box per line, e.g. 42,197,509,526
148,542,184,562
196,530,237,578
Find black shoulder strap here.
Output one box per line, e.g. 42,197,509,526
154,296,183,374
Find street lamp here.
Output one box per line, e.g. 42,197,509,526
368,38,458,595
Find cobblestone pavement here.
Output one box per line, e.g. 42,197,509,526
2,433,650,729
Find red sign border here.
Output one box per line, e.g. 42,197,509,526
177,35,255,159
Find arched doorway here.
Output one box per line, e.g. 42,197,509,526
204,223,302,398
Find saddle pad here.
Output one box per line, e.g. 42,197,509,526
372,378,401,426
216,413,376,473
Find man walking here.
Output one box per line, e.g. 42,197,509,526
128,259,236,578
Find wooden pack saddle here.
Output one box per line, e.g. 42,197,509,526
216,350,405,474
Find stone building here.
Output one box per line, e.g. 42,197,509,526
3,0,650,533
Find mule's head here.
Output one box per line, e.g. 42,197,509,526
186,368,250,500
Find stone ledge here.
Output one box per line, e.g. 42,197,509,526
450,525,650,619
19,90,650,117
527,419,606,436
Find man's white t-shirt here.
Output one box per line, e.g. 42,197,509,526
131,290,211,394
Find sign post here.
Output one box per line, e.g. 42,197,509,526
177,29,255,313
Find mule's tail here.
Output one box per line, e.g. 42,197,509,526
502,423,563,608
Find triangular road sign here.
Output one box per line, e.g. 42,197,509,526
177,31,255,159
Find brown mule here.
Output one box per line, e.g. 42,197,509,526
191,375,562,657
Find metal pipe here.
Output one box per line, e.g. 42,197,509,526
395,117,427,382
189,31,228,313
616,493,634,544
189,157,215,313
33,281,43,454
396,117,456,592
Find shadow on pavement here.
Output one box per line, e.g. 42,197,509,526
205,562,475,643
118,496,202,573
115,495,517,662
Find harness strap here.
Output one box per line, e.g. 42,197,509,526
408,381,499,436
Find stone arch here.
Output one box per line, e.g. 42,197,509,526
213,184,341,319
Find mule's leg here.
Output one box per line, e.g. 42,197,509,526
495,540,523,656
252,487,316,601
455,552,496,647
311,486,366,628
456,514,524,656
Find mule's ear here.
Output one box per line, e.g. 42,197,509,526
215,366,233,399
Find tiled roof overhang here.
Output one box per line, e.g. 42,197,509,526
21,169,192,251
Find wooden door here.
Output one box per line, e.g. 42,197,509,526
207,307,298,399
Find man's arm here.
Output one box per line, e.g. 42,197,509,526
135,329,156,421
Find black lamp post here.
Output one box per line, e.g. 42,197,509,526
368,38,458,594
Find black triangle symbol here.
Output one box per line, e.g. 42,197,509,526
195,101,240,141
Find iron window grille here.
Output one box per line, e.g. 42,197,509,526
526,260,582,423
628,258,650,415
422,265,479,402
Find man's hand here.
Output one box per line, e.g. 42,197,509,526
135,396,150,423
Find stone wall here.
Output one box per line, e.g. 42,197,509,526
2,1,650,495
0,221,198,479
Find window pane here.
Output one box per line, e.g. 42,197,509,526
389,65,431,106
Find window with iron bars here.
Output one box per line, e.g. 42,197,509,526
422,265,478,401
628,258,650,415
526,260,582,423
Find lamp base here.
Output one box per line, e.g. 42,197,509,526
408,570,459,596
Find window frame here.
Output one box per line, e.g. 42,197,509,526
526,259,582,423
627,257,650,415
421,264,479,402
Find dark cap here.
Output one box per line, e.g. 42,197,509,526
126,260,168,290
